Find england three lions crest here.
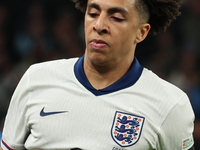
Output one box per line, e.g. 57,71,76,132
111,111,145,147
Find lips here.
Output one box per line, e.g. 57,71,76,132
90,39,108,49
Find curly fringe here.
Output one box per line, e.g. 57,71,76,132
72,0,88,12
144,0,181,35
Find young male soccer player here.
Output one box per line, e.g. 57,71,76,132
1,0,195,149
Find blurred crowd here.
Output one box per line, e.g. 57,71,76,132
0,0,199,149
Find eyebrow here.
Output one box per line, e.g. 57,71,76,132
88,3,101,11
108,7,128,16
87,3,129,16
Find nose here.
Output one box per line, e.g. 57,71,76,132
93,14,109,34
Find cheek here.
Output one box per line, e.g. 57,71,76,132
124,26,138,44
84,24,92,42
84,20,89,33
115,23,135,39
84,18,93,34
118,29,135,46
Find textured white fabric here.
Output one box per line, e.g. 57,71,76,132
1,58,194,150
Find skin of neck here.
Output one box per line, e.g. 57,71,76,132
83,46,136,90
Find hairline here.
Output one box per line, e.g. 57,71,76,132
85,0,150,24
87,2,129,16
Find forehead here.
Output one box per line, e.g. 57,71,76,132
87,0,135,12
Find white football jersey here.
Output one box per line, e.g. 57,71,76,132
1,56,194,150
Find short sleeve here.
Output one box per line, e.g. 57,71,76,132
1,68,30,150
157,94,195,150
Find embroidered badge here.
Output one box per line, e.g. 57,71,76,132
182,135,194,150
111,111,145,147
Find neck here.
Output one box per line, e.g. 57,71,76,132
83,55,134,90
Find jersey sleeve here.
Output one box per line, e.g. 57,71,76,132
157,94,195,150
1,68,30,150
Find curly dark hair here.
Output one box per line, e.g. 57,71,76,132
71,0,181,35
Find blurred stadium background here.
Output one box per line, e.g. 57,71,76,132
0,0,199,149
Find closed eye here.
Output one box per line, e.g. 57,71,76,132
112,17,124,22
89,13,99,18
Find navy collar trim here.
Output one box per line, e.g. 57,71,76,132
74,56,143,96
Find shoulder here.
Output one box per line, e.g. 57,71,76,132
140,69,195,149
24,58,79,84
29,58,79,72
138,68,194,123
140,68,186,100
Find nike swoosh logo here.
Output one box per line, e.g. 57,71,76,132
40,107,67,117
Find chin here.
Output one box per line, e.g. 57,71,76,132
85,47,108,64
89,55,108,66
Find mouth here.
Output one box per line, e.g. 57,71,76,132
90,39,109,49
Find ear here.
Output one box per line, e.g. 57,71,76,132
134,23,151,44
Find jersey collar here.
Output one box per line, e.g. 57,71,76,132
74,55,143,96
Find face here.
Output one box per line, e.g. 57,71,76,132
84,0,149,67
